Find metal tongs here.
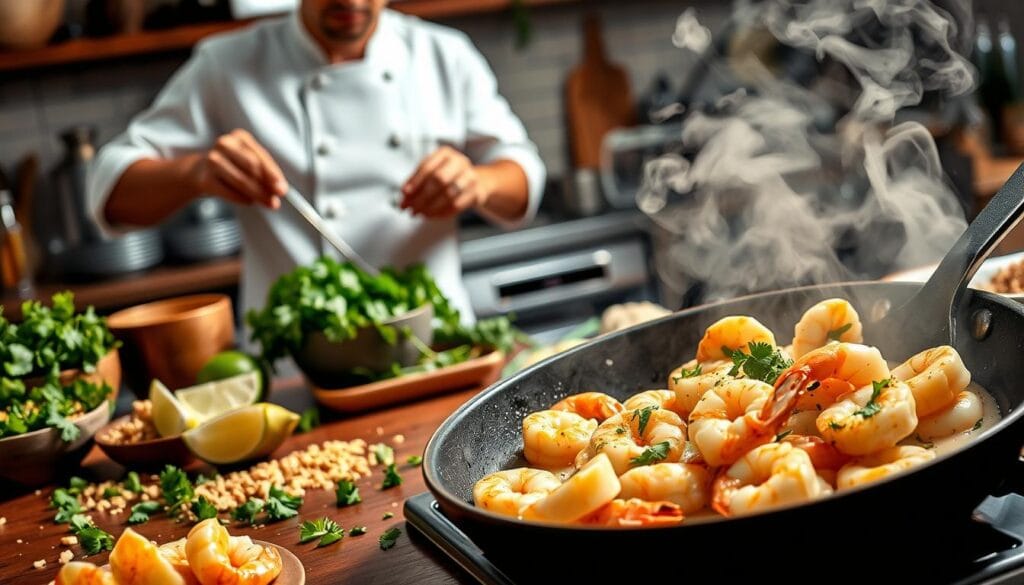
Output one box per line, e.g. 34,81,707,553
282,186,380,276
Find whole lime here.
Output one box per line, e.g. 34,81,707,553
197,350,265,395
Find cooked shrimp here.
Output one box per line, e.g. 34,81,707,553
473,468,561,518
791,299,863,359
781,434,851,472
56,563,117,585
817,379,917,456
524,453,621,524
159,539,200,585
712,442,832,516
687,379,776,467
618,462,711,513
695,316,776,363
623,390,677,413
770,342,890,429
522,410,598,469
575,407,686,475
109,527,187,585
781,410,820,437
551,392,624,423
186,518,282,585
916,390,984,440
891,346,971,418
582,498,684,527
669,359,733,418
836,445,936,490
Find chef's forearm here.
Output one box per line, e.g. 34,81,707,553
475,160,530,222
104,156,202,227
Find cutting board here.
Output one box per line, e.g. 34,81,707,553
566,14,637,169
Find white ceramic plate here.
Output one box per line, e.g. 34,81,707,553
881,251,1024,301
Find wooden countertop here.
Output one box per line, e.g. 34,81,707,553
0,377,481,585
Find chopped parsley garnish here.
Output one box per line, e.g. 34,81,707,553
370,443,395,466
265,486,302,521
829,421,845,431
382,512,394,520
673,363,702,382
723,342,793,384
775,429,793,442
632,406,658,436
192,496,218,521
299,518,344,547
122,471,142,493
336,479,362,506
297,407,320,433
231,499,265,525
852,378,890,419
127,501,162,525
615,427,626,435
630,441,671,465
973,418,984,432
379,527,402,550
826,323,853,342
69,515,114,555
406,455,423,466
68,476,88,495
51,488,82,524
914,434,935,449
159,465,194,518
382,464,403,489
102,486,120,499
349,526,367,536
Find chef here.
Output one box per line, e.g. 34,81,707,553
87,0,545,322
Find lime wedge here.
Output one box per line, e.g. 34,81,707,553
181,405,266,464
250,404,300,458
150,380,199,437
175,372,261,420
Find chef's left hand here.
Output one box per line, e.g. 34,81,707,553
400,146,492,218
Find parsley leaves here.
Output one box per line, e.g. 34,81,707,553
723,342,793,385
128,501,162,525
349,526,367,536
231,498,265,525
122,471,142,494
191,496,218,521
297,407,320,433
852,378,891,419
69,515,114,555
382,464,403,489
370,443,395,466
406,455,423,466
826,323,853,342
299,518,345,547
632,406,658,437
159,465,194,519
379,527,402,550
266,486,302,521
630,441,671,465
336,480,361,506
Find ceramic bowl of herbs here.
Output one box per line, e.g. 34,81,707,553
0,292,121,487
247,257,517,389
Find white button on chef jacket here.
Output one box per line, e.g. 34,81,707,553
87,9,546,329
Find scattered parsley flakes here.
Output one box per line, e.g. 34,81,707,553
381,464,402,489
615,427,626,435
102,486,120,499
826,323,853,342
299,518,344,547
723,342,793,385
630,441,671,465
128,501,162,525
51,488,82,524
852,378,891,419
69,515,113,555
829,421,845,431
192,496,218,521
382,512,394,520
68,477,88,495
349,526,367,536
265,486,302,521
673,363,702,382
973,418,984,432
379,527,401,550
231,499,265,525
406,455,423,466
297,407,320,434
370,443,395,466
159,465,194,518
122,471,142,494
336,480,362,506
632,406,658,437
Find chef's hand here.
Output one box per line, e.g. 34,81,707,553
400,146,492,218
188,129,288,209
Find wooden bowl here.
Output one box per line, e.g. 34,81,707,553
94,415,196,470
108,294,235,391
292,304,434,388
0,400,111,487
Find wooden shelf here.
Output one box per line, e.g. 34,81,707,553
0,257,241,321
0,0,574,73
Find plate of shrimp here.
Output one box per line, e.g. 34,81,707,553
55,518,303,585
471,298,996,526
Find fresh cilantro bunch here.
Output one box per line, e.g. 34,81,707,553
0,292,118,441
246,257,516,376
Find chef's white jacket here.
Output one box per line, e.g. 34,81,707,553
88,9,546,326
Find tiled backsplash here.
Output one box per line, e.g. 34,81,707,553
0,0,722,186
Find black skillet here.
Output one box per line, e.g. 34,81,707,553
423,165,1024,581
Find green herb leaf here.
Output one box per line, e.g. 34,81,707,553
829,421,845,431
379,527,402,550
629,441,671,465
159,465,194,518
826,323,854,342
231,499,265,525
775,429,793,442
632,406,658,437
128,501,162,525
724,342,793,385
673,363,702,382
299,518,345,547
406,455,423,466
370,443,394,466
973,418,984,432
852,378,890,419
336,480,361,507
102,486,120,499
192,496,218,521
68,476,88,495
297,407,320,434
382,512,394,520
264,486,302,522
122,471,142,494
51,488,83,524
349,526,367,536
382,464,402,489
68,515,114,555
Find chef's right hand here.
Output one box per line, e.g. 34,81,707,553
188,129,288,208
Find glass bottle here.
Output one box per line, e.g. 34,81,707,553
0,188,33,298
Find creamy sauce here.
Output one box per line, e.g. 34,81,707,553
901,381,1000,456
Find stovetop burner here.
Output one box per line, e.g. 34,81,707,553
405,491,1024,584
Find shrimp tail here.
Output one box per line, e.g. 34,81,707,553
711,474,744,517
586,498,684,526
751,366,809,433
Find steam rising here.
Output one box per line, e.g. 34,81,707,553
643,0,972,303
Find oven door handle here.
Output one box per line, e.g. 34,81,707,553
488,250,635,313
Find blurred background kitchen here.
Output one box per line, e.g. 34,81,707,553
1,0,1023,344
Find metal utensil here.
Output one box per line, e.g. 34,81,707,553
282,187,379,276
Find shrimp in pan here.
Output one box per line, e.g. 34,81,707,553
522,410,598,469
695,316,776,363
551,392,624,423
891,346,971,418
915,390,984,441
575,407,686,475
669,359,733,418
712,442,832,516
618,462,711,514
791,299,863,359
623,389,678,413
524,453,621,524
473,468,561,518
582,498,684,527
687,378,777,467
836,446,936,490
817,378,917,456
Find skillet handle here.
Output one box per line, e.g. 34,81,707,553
912,163,1024,344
